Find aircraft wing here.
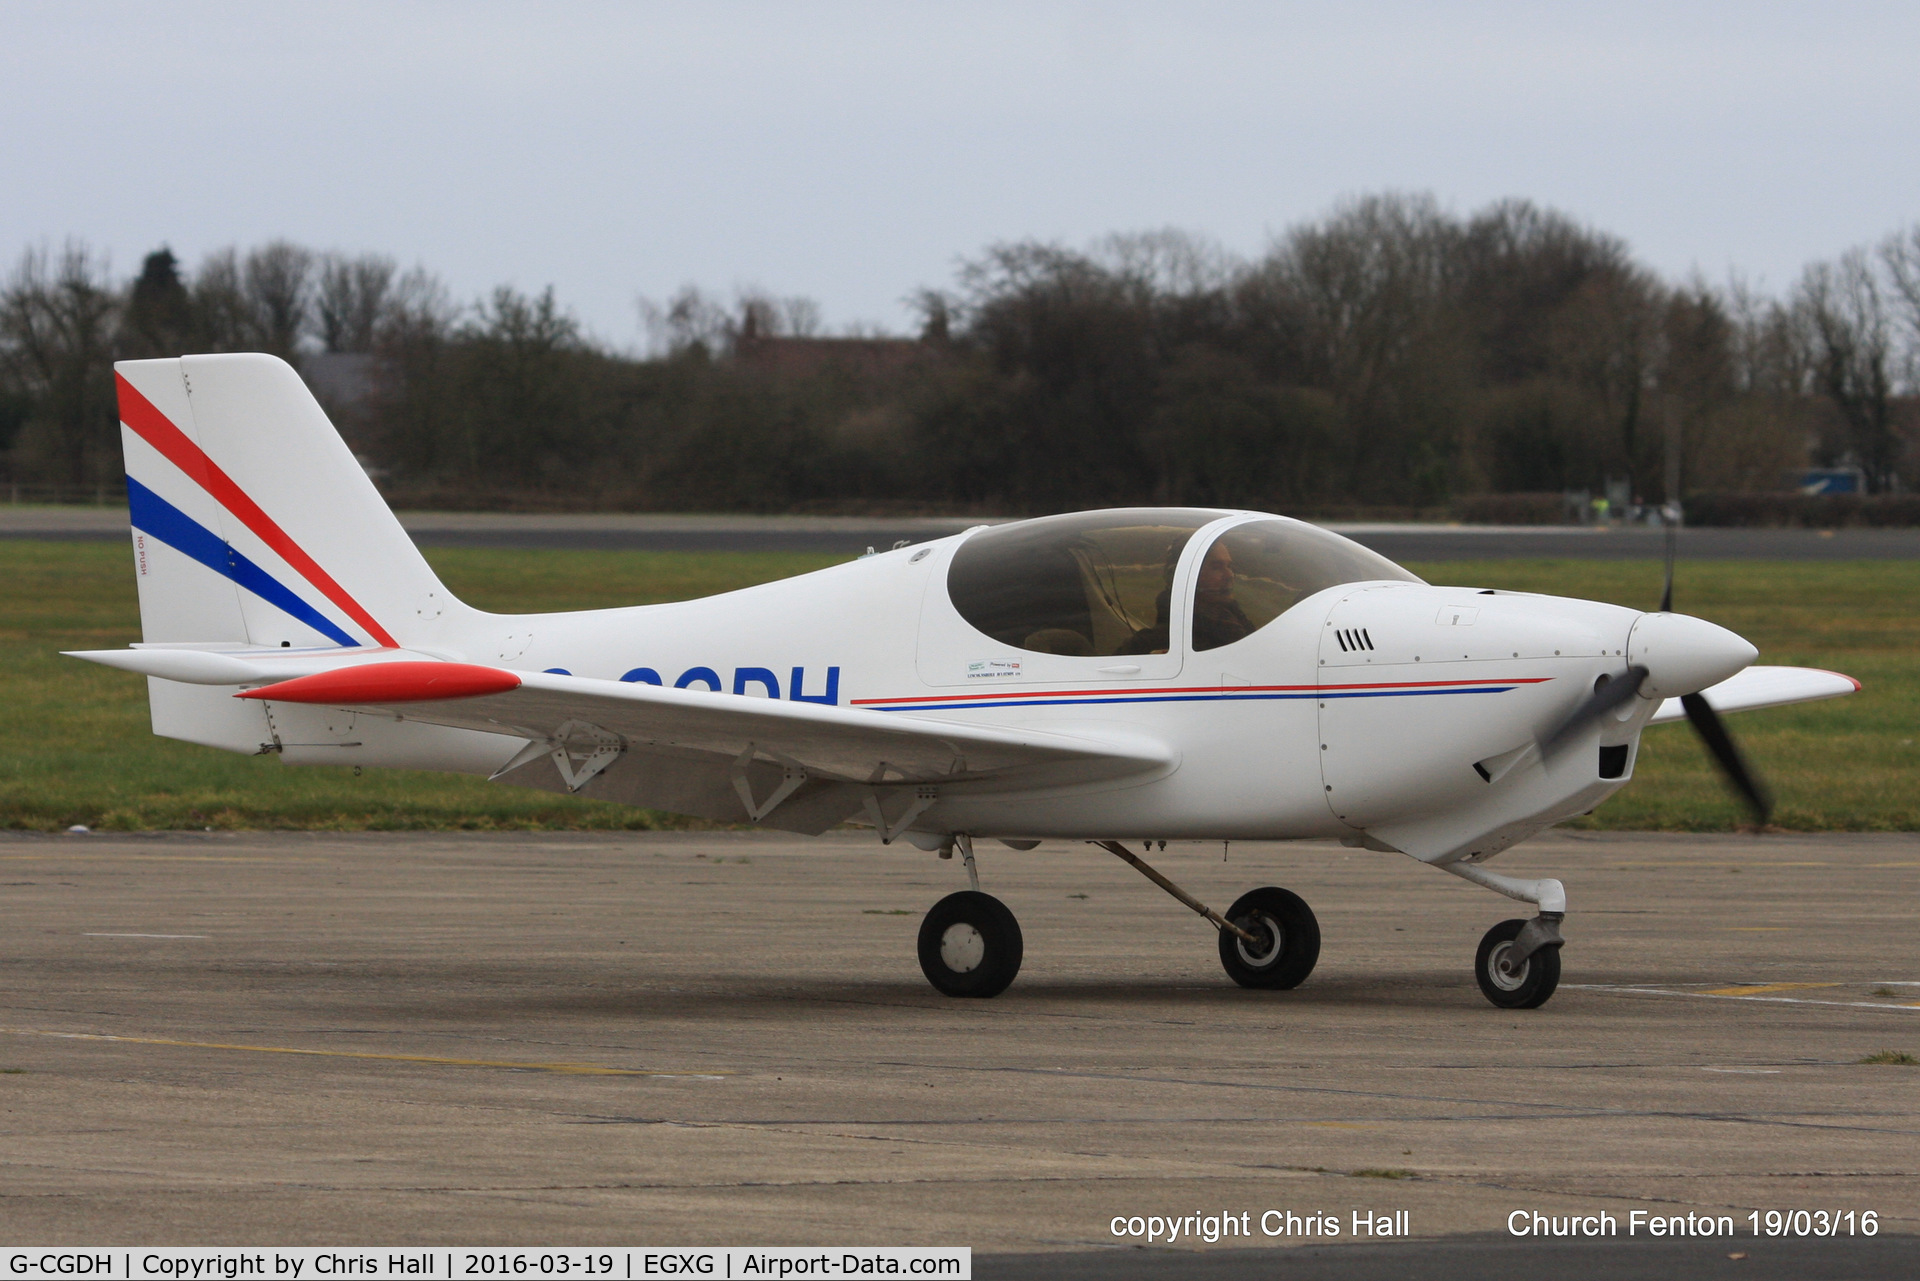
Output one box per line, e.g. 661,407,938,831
65,650,1173,833
1648,665,1860,724
231,660,1170,835
355,667,1168,783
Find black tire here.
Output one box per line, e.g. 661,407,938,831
917,891,1023,998
1474,918,1562,1009
1218,886,1320,989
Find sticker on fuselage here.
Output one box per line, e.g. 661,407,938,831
966,659,1023,681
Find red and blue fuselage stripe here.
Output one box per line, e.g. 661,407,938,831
852,677,1552,713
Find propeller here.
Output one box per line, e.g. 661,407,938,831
1659,505,1676,614
1679,691,1772,822
1539,664,1648,757
1538,507,1772,826
1662,506,1771,823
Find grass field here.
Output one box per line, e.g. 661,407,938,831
2,541,1912,831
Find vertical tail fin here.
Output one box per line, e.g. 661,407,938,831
117,353,457,649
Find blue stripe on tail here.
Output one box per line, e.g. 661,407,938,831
127,477,360,648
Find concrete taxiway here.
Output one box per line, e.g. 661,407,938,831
1,829,1916,1267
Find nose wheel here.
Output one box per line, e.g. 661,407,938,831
1474,918,1562,1009
918,890,1024,998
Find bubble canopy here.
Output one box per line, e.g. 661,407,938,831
1185,518,1423,650
945,509,1421,658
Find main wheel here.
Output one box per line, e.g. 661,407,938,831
917,890,1023,998
1474,918,1561,1009
1218,886,1320,989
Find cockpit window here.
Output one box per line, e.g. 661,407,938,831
1190,519,1422,651
947,509,1220,656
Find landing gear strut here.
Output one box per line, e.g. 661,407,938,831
1093,840,1321,991
912,836,1326,999
1441,861,1567,1010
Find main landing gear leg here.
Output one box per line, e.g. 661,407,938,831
1093,841,1321,991
1441,861,1565,1010
918,834,1023,999
958,831,980,891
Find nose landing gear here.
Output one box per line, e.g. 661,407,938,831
1440,861,1568,1009
1475,917,1563,1009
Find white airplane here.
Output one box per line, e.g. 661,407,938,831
69,355,1860,1009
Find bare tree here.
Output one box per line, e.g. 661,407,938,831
1880,224,1920,386
190,248,250,351
640,285,731,357
190,241,315,356
1097,228,1236,299
316,253,397,353
378,267,457,345
1795,249,1900,491
1261,194,1460,397
775,293,822,338
0,243,121,486
243,241,314,357
1548,264,1667,498
1252,194,1470,498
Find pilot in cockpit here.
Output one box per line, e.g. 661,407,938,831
1191,537,1256,651
1120,536,1256,655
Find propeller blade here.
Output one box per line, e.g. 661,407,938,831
1659,516,1676,614
1541,665,1648,757
1680,691,1773,824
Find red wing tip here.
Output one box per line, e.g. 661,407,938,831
236,661,522,704
1807,667,1864,692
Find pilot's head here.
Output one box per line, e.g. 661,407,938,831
1197,541,1235,602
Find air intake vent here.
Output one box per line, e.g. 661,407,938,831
1334,627,1375,653
1598,744,1630,779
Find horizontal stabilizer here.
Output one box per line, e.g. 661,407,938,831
66,647,268,684
65,644,442,686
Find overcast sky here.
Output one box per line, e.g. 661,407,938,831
6,1,1918,348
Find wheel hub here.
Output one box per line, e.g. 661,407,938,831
1486,941,1530,991
940,922,986,973
1234,913,1282,968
